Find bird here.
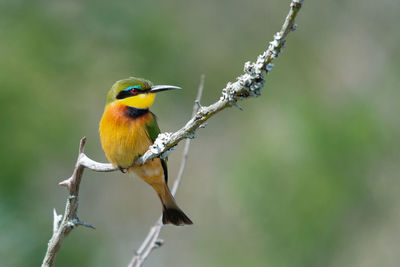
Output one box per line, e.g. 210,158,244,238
99,77,193,226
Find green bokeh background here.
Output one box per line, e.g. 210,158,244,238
1,0,399,266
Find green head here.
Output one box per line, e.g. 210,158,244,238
106,77,181,109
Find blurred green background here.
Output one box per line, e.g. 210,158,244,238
1,0,399,266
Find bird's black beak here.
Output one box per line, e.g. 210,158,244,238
150,85,182,93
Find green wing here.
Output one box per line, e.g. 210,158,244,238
145,112,161,143
145,113,168,183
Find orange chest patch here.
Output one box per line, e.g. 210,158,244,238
99,103,153,168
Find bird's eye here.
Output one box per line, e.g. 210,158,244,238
131,88,138,94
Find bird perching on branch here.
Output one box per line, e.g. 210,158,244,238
99,77,193,226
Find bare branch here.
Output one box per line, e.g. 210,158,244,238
42,138,95,267
42,1,303,266
127,74,206,267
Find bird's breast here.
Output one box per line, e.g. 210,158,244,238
99,103,153,168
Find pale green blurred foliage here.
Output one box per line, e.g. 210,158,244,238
0,0,399,266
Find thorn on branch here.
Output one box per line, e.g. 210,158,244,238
195,100,203,111
154,239,164,248
233,102,243,111
75,218,96,229
53,209,62,234
79,137,87,154
194,75,205,114
199,123,207,128
67,219,96,230
59,177,72,190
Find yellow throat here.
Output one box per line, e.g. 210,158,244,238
118,93,156,109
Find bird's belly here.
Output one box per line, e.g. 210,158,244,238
100,108,152,168
131,158,165,191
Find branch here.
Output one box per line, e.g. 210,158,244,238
42,138,100,267
42,1,303,266
127,75,205,267
133,0,303,165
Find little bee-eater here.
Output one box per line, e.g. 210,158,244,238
99,77,192,226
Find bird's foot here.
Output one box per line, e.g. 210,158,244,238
119,166,127,173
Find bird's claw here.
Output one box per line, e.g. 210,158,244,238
119,167,127,173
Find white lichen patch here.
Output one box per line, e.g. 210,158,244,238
148,132,177,160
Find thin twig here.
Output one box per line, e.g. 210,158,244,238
127,74,205,267
172,74,205,195
42,1,303,266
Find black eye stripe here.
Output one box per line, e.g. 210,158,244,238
116,90,133,99
116,88,151,100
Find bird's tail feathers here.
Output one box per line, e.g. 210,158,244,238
160,185,193,226
162,204,193,226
